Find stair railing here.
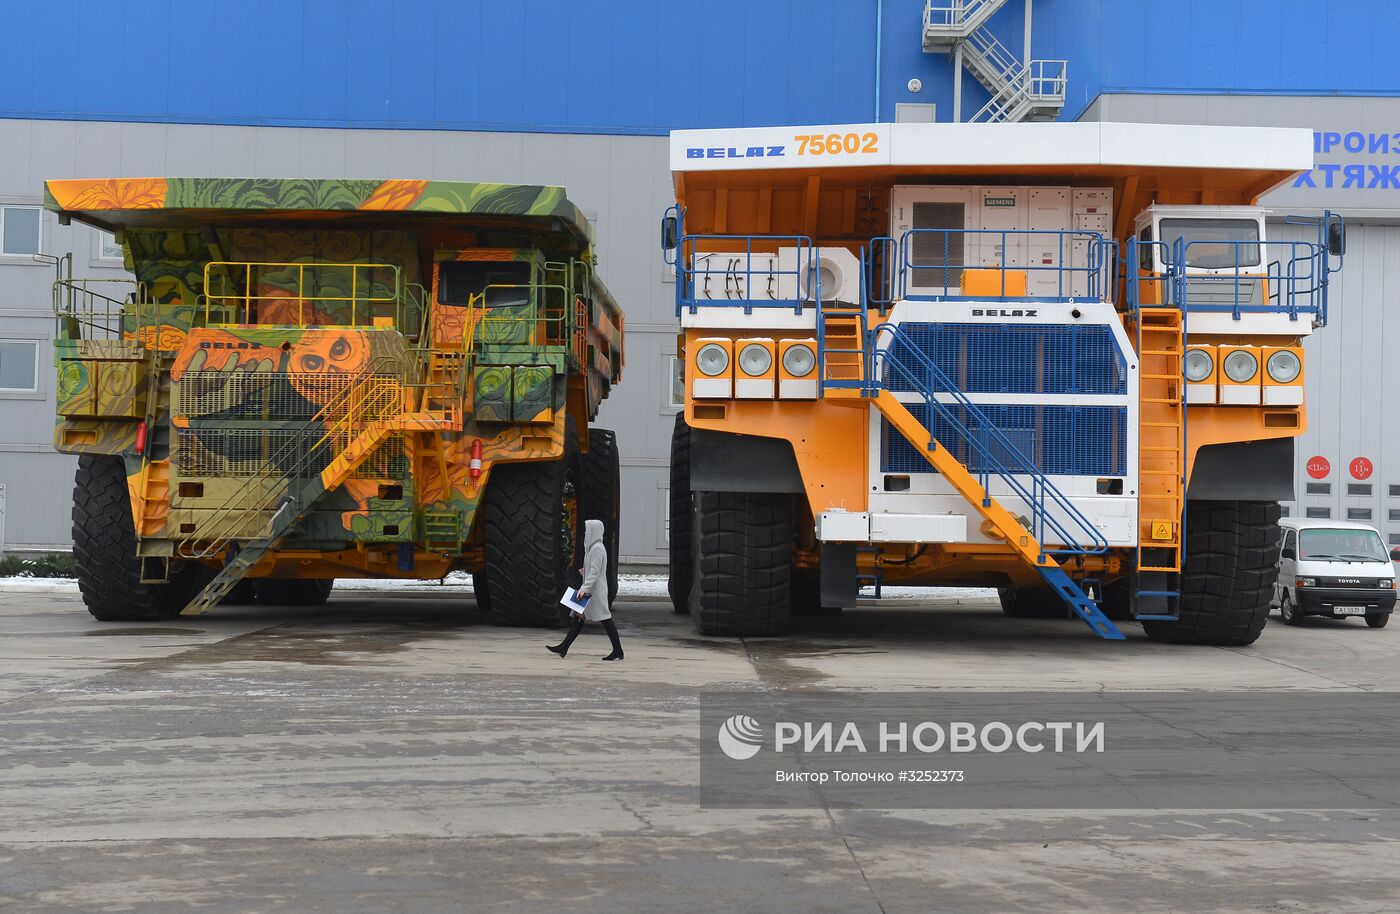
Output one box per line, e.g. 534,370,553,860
176,358,405,558
869,322,1109,557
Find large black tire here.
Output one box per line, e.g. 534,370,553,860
72,455,198,621
1366,612,1390,629
580,427,620,604
1142,500,1278,646
252,578,333,606
482,425,582,627
688,491,792,636
471,572,493,614
998,585,1068,619
667,414,693,614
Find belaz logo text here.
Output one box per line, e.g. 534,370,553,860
687,146,786,159
971,308,1038,317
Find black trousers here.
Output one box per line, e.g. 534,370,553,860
557,616,622,655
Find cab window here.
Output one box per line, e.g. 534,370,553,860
1158,218,1261,269
1137,226,1154,271
438,261,532,308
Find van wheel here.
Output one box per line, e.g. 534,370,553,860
1366,612,1390,629
1143,501,1279,646
1280,591,1303,626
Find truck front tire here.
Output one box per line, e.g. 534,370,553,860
72,455,196,622
482,426,581,627
998,586,1067,619
1142,500,1278,646
688,491,792,636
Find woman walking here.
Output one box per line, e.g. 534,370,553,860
547,519,623,661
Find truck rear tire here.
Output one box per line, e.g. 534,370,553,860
998,585,1068,619
252,578,334,606
472,572,493,614
581,427,620,604
668,414,693,614
72,455,196,622
1142,500,1278,646
688,491,792,636
482,425,582,627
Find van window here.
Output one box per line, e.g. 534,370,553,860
1282,529,1297,557
1158,218,1261,269
1298,527,1388,562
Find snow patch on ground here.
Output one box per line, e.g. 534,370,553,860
0,572,997,604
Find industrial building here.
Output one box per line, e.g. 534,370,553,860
1,0,1397,560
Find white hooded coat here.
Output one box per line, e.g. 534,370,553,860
578,518,611,621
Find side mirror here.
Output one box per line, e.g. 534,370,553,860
1281,547,1296,560
1327,216,1346,256
661,215,679,251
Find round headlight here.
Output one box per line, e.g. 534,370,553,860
696,343,729,377
1222,349,1258,383
1267,349,1301,383
1183,349,1214,383
738,343,772,376
782,344,816,378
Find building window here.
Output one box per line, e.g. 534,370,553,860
1,205,41,256
1390,509,1400,522
1391,533,1400,546
1348,508,1373,521
0,340,39,391
1305,507,1331,519
96,230,124,263
1348,483,1373,496
1280,505,1290,517
1390,485,1400,498
1306,482,1331,495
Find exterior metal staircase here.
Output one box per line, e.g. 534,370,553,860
1132,307,1186,621
921,0,1066,123
829,320,1123,639
179,366,460,615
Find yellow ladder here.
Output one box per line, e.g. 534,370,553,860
820,312,865,383
1136,308,1185,578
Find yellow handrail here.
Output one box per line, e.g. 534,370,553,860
202,260,404,327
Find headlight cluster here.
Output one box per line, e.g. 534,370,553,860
689,337,819,401
1186,345,1304,406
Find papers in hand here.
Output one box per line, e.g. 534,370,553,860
560,587,591,615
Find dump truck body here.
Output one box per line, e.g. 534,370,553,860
50,177,623,623
664,122,1342,644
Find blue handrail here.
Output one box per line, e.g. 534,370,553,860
889,228,1116,302
674,233,816,316
868,322,1110,558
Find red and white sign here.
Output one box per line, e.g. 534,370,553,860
1350,457,1374,481
1306,456,1331,479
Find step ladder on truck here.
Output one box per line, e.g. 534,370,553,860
662,121,1343,645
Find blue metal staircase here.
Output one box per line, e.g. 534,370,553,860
845,321,1124,640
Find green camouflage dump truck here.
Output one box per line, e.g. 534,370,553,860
47,177,624,625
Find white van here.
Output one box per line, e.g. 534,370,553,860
1275,518,1395,629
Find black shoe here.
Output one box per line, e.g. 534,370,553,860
603,651,623,661
547,644,567,657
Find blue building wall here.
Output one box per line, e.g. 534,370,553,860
1,0,1396,135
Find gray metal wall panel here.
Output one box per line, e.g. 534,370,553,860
0,118,676,560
